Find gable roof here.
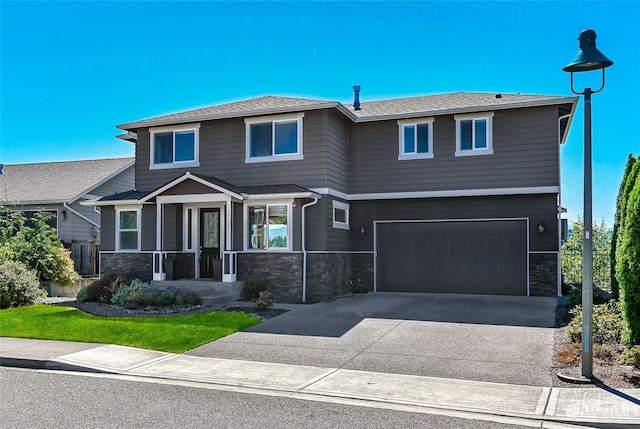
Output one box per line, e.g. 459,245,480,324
85,172,318,206
117,96,340,130
116,92,577,132
0,158,135,205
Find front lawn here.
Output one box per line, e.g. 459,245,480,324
0,304,260,353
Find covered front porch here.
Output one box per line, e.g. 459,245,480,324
149,173,244,283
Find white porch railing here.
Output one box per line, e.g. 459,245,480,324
222,251,237,283
153,251,167,281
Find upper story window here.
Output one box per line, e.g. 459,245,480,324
150,124,200,169
455,112,494,157
247,203,291,250
332,200,350,230
397,118,434,160
116,206,141,251
245,113,304,163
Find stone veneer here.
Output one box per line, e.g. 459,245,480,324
529,253,558,297
100,253,153,282
236,252,376,303
237,253,304,301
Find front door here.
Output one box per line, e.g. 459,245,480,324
199,208,220,279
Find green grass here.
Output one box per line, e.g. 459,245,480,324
0,304,260,353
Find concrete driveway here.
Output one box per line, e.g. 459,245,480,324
187,292,558,387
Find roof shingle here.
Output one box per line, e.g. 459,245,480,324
116,92,577,131
0,158,134,204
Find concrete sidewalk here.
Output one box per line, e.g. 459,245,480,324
1,337,639,427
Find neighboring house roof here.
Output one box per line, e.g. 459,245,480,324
0,158,135,205
116,92,577,132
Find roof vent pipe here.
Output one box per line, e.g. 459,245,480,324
353,85,361,110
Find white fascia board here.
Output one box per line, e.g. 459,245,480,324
313,186,559,201
141,172,244,202
244,192,319,201
81,199,144,207
157,194,236,204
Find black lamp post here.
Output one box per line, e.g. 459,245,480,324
562,29,613,381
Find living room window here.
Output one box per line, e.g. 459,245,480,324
150,124,200,169
245,113,304,163
332,200,350,230
398,118,434,160
455,112,494,156
247,204,290,250
116,207,140,251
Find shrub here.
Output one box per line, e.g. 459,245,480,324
566,300,624,345
51,245,80,286
243,279,264,301
619,346,640,369
565,285,613,309
0,259,46,309
255,291,274,310
78,273,131,303
111,279,152,306
131,286,199,307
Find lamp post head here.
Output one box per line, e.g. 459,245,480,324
563,29,614,72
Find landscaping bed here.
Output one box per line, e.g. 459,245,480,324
552,296,640,389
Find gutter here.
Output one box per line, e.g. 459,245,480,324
557,112,573,297
63,202,100,229
301,197,319,303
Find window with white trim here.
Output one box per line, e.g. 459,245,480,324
247,204,290,250
245,113,304,163
150,124,200,169
398,118,434,160
332,200,350,230
116,207,141,251
455,112,494,156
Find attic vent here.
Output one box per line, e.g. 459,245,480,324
353,85,361,110
495,94,502,99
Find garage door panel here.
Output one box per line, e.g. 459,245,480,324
377,220,528,295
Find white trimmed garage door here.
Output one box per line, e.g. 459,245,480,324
376,220,528,295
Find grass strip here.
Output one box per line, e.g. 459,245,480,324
0,304,260,353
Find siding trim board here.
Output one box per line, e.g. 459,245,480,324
311,186,559,201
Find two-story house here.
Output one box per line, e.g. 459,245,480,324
86,89,577,302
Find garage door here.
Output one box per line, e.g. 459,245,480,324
376,220,528,295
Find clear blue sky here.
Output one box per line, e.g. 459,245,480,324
2,1,638,226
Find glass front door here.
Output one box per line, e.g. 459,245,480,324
199,208,220,279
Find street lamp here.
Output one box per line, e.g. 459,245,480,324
562,29,613,382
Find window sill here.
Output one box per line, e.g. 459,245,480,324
245,154,303,164
455,149,494,157
333,222,350,230
150,161,200,170
398,153,434,161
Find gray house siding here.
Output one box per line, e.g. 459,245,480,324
90,167,135,197
349,194,559,253
135,110,341,192
348,105,560,194
100,206,116,250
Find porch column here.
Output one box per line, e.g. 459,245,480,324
153,202,165,281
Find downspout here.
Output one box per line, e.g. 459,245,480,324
63,202,100,229
557,113,572,297
301,197,319,303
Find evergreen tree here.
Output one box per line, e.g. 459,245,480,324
611,154,639,299
616,170,640,346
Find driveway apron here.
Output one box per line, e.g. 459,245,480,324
186,292,557,386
